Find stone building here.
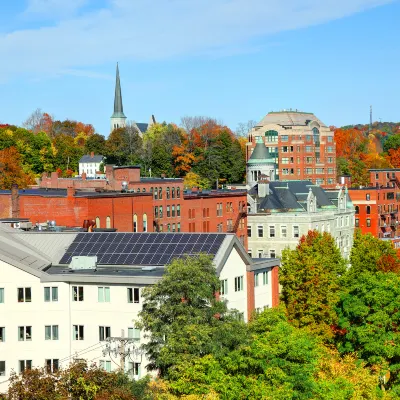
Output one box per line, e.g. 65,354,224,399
246,110,336,188
247,180,355,259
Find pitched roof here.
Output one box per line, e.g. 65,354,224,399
135,123,149,133
257,111,327,128
79,154,104,163
250,180,337,212
248,139,276,165
111,63,126,119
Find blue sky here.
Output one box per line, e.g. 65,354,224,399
1,0,399,136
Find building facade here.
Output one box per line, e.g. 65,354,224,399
0,227,279,389
78,153,104,178
246,110,336,188
247,180,355,259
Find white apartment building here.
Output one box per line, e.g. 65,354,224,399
247,180,355,259
0,227,278,390
78,153,104,178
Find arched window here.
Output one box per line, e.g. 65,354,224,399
154,188,158,200
312,127,320,144
355,206,359,214
366,205,371,215
177,187,180,198
106,216,111,229
265,130,278,143
172,187,175,199
166,187,170,199
158,187,162,200
143,214,148,232
133,214,137,232
95,216,100,228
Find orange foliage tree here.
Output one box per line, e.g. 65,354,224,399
387,148,400,168
334,128,368,159
0,147,34,189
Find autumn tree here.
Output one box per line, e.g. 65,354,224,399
0,147,35,189
52,134,84,173
84,133,107,156
280,230,346,339
183,171,211,189
23,108,53,135
387,148,400,168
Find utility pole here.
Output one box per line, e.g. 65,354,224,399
370,105,373,132
104,330,138,372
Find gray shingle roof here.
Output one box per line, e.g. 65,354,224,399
79,154,104,163
257,111,326,127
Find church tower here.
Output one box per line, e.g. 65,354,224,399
110,63,127,133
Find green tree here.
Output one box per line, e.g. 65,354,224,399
336,272,400,392
84,133,106,156
280,230,346,340
52,134,83,172
348,230,400,278
137,254,235,377
383,134,400,152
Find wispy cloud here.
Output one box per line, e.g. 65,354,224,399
0,0,394,81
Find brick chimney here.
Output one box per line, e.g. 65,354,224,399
90,152,94,158
67,187,76,198
11,184,20,218
81,172,87,181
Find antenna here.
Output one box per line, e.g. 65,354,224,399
370,105,372,132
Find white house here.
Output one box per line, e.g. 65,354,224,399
78,153,104,178
0,226,279,390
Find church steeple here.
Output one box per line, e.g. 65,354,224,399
110,63,127,132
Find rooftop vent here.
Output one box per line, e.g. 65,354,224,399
70,256,97,270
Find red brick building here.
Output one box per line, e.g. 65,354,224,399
246,111,336,188
347,169,400,240
0,167,247,244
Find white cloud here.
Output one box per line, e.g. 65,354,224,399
0,0,394,80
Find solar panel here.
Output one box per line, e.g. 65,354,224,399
59,233,228,266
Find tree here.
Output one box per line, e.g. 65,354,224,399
334,128,368,160
137,254,232,377
336,272,400,392
235,120,257,137
183,171,211,189
387,148,400,168
280,230,346,339
23,109,53,135
383,134,400,152
52,134,83,173
0,147,35,189
348,229,400,278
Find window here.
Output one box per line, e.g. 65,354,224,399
133,214,138,232
220,279,228,295
327,146,334,153
100,360,111,372
158,187,162,199
0,327,5,342
254,273,259,287
366,194,370,201
270,249,276,258
128,327,141,342
281,225,287,238
234,276,244,292
18,287,31,303
177,222,181,232
177,187,181,198
177,204,181,217
154,206,158,218
18,326,32,341
327,136,333,142
0,288,3,303
45,359,59,373
167,205,170,217
258,225,263,237
143,214,148,232
44,287,58,302
95,216,100,228
106,216,111,228
366,205,371,215
247,225,252,237
316,168,324,174
217,203,223,216
98,287,110,302
172,205,175,217
262,271,268,285
367,218,371,227
258,250,263,258
73,325,84,340
154,188,158,200
306,157,313,163
0,361,4,376
305,146,313,152
328,168,334,174
269,226,275,238
265,130,278,142
281,157,289,164
45,325,58,340
159,206,163,218
172,223,176,232
19,360,32,373
281,135,288,142
128,362,141,378
293,225,299,238
171,187,175,199
166,187,170,199
327,157,333,163
72,286,84,302
127,288,140,303
99,326,111,341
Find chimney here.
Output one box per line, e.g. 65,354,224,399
90,152,94,158
11,184,20,218
258,178,269,198
161,173,166,179
81,172,87,181
67,187,76,198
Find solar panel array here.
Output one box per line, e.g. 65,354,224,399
59,233,226,266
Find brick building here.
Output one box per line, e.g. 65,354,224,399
347,169,400,240
246,110,336,188
0,167,247,242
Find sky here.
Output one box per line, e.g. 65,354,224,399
0,0,399,136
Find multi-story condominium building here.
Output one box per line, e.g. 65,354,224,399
247,180,355,259
0,225,279,390
346,169,400,241
246,110,337,188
